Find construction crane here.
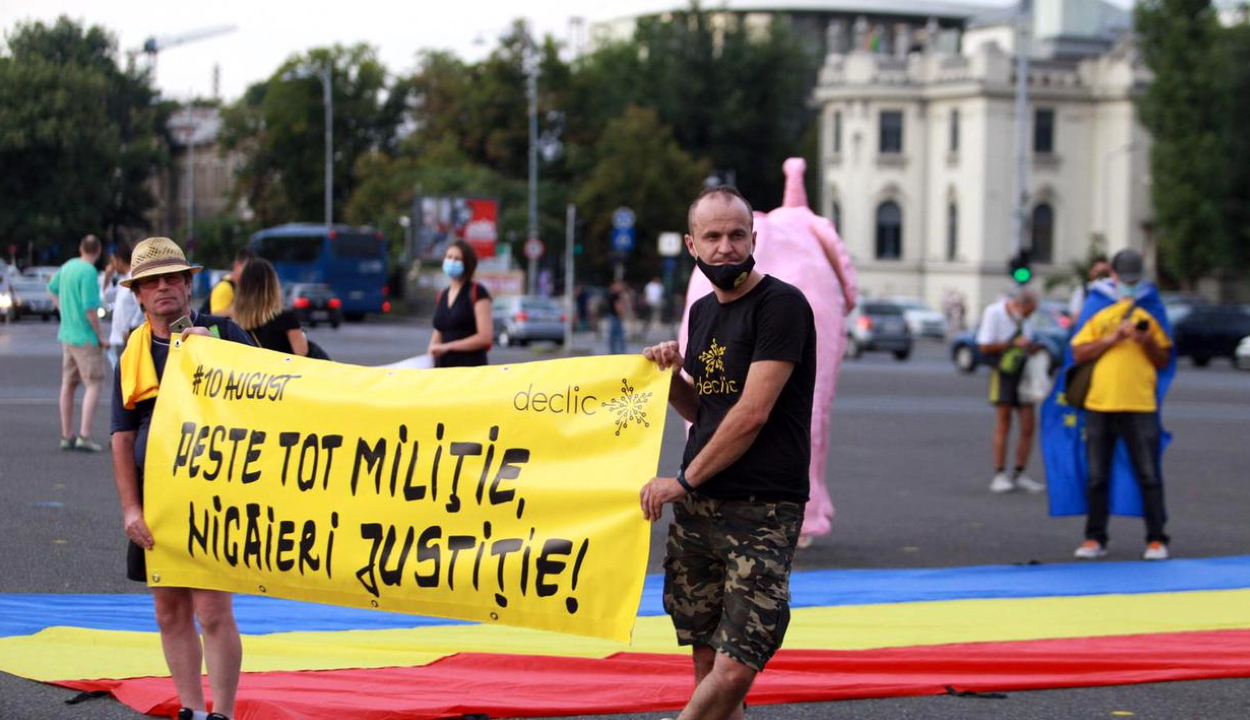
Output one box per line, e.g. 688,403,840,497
133,24,237,75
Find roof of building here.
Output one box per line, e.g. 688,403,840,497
598,0,1011,24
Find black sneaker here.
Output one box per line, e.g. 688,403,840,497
206,713,231,720
176,709,195,720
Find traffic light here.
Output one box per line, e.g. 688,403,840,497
1008,250,1032,284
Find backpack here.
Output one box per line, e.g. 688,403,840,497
200,276,235,314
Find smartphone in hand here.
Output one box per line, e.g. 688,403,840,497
169,315,192,334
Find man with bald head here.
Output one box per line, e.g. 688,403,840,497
640,186,816,719
977,285,1045,493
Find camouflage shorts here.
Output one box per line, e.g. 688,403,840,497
662,494,804,672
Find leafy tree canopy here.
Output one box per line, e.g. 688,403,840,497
0,16,166,261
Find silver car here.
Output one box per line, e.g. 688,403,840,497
491,296,566,347
846,300,913,361
4,278,57,321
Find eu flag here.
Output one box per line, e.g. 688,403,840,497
1041,280,1177,517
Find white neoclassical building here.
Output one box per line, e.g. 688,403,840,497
814,0,1154,319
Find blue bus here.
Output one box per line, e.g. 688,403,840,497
250,224,390,319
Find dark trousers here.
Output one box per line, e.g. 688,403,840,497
1084,411,1169,545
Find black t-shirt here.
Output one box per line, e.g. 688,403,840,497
111,312,254,473
248,309,302,354
433,282,491,368
681,275,816,502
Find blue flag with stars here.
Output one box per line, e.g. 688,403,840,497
1041,279,1177,517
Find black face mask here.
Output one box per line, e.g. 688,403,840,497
696,254,756,291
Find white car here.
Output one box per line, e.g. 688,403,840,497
885,296,949,338
22,266,60,283
1236,336,1250,371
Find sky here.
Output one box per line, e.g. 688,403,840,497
1,0,1133,102
0,0,688,101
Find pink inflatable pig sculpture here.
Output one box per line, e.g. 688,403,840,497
679,158,857,545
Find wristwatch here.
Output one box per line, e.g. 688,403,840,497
675,468,697,494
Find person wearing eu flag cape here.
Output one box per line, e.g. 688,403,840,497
1040,248,1177,561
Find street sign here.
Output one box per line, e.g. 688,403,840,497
612,207,636,230
611,227,635,253
657,232,682,257
524,237,544,260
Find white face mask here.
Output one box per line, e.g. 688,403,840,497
1116,281,1138,299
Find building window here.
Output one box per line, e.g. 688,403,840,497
949,108,960,153
875,201,902,259
832,111,842,154
1034,108,1055,154
879,110,903,154
1031,203,1054,264
946,202,958,261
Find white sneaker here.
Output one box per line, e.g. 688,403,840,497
1143,542,1170,561
1014,474,1045,493
989,472,1014,493
1074,540,1107,559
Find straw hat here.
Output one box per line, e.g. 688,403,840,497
120,237,202,288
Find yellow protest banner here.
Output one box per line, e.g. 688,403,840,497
143,337,668,643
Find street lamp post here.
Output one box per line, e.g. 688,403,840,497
525,24,540,295
1011,0,1033,260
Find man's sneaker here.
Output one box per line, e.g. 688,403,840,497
176,709,195,720
1014,474,1046,494
1074,540,1107,559
1143,541,1170,561
989,472,1014,493
206,713,232,720
59,436,75,451
72,436,103,452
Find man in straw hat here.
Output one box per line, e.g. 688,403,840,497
111,237,253,720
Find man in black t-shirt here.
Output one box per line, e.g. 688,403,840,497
641,186,816,720
112,237,253,720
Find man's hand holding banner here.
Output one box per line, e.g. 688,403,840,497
143,337,669,643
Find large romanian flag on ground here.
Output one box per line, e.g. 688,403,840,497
2,557,1250,718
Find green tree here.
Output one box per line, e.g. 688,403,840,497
1135,0,1230,288
0,17,167,259
220,44,405,226
566,5,817,208
1222,17,1250,278
574,106,709,281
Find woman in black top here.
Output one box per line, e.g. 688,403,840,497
234,258,310,356
430,240,492,367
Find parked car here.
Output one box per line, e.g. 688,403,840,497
1235,336,1250,371
284,283,342,328
492,295,566,347
1039,299,1074,331
1172,305,1250,367
884,296,948,338
21,266,61,284
3,278,57,321
950,304,1067,374
1159,292,1209,326
846,301,913,360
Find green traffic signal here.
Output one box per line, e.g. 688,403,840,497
1008,250,1032,284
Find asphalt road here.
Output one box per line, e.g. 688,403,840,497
2,317,1248,720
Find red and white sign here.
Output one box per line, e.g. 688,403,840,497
463,198,499,259
524,237,545,261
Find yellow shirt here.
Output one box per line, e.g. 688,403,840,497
209,277,235,314
1071,299,1171,412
